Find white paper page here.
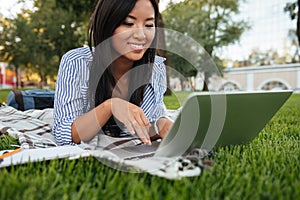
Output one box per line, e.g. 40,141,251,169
0,146,88,168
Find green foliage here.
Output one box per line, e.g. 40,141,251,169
28,0,85,84
0,93,299,199
284,1,298,20
0,12,33,86
55,0,97,22
0,0,95,87
162,0,250,79
284,0,300,47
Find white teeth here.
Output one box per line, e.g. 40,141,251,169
129,43,144,49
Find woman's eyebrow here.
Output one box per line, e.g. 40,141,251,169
127,15,155,21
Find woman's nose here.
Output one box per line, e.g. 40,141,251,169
133,28,146,40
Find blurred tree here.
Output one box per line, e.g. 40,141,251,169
54,0,97,44
28,0,86,87
285,29,300,62
0,12,33,87
0,0,96,88
247,47,299,66
248,48,280,66
162,0,250,90
284,1,300,46
55,0,96,19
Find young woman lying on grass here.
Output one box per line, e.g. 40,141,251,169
53,0,173,146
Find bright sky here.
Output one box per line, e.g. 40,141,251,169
159,0,170,11
0,0,33,18
0,0,175,16
217,0,295,61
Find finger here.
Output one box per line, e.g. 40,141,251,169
124,121,135,135
132,108,150,127
132,113,151,144
132,120,151,145
133,112,149,128
139,125,151,145
140,112,151,127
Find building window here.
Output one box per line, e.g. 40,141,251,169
261,81,288,90
219,82,241,91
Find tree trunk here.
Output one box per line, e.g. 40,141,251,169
297,0,300,47
38,69,44,89
14,65,20,89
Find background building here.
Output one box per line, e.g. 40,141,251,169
0,62,17,88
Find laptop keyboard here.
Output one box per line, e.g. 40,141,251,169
124,152,155,160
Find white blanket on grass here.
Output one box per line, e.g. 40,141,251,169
0,105,212,179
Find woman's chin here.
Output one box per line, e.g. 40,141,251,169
124,51,146,61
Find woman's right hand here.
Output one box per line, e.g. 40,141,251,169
109,98,152,145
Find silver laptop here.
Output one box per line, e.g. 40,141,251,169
110,90,293,159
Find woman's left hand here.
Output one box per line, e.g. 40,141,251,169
156,117,173,138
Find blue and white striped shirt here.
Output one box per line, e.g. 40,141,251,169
53,47,167,145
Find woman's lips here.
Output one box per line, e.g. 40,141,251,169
128,43,145,51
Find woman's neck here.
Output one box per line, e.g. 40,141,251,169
111,57,134,80
110,57,134,99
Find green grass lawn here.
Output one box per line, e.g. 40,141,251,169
0,88,33,104
0,88,13,103
0,90,299,199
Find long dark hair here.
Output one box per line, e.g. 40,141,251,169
87,0,159,134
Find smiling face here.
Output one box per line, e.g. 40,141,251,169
112,0,156,65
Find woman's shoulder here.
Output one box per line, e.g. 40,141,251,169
62,46,93,63
153,55,166,74
154,55,166,65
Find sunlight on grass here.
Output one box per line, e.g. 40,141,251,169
163,91,191,109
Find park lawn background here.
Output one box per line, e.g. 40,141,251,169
0,89,299,199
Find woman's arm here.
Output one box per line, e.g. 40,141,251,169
54,48,152,145
72,98,152,145
147,56,174,138
53,50,89,145
71,99,111,143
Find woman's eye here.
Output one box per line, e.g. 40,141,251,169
123,22,134,26
145,24,154,28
